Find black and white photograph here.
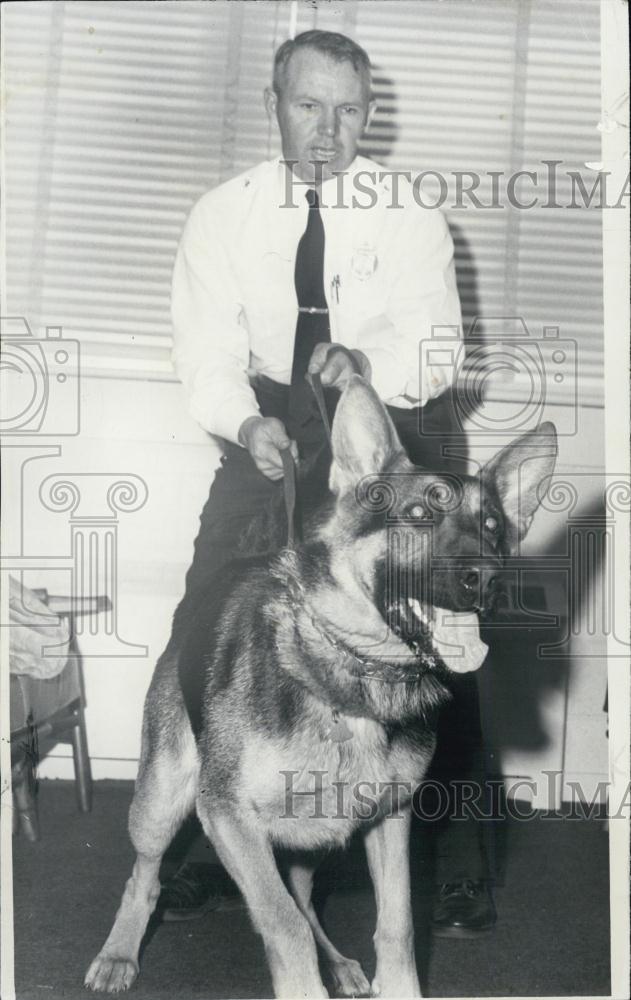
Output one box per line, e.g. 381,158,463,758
1,1,629,998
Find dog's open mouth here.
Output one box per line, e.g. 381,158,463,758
407,599,488,674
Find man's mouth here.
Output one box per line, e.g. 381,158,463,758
310,146,338,162
407,598,488,674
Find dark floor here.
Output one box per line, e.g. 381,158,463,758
11,780,610,999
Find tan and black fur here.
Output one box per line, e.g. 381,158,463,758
85,377,557,999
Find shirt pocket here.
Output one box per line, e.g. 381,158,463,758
338,247,389,336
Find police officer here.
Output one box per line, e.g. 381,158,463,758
162,28,495,938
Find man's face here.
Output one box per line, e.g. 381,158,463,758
265,48,376,183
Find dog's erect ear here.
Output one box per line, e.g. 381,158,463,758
330,376,406,494
483,422,558,546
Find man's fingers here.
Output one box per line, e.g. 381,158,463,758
254,449,284,479
256,437,290,478
259,464,284,481
321,352,351,386
246,418,298,480
256,440,298,480
322,347,370,386
263,418,291,449
258,441,283,468
268,430,291,451
307,342,332,374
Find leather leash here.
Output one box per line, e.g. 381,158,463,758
281,356,362,548
307,371,332,445
280,372,331,550
280,447,297,549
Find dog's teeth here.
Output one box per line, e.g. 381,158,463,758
408,598,432,629
408,597,421,621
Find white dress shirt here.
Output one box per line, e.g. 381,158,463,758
172,155,462,444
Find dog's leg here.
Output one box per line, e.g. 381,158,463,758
198,806,328,999
85,733,198,993
363,809,421,999
287,859,371,998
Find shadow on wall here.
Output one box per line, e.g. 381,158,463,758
362,65,607,786
361,69,485,364
479,494,607,771
360,69,399,163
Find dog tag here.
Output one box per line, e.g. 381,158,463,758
329,712,353,742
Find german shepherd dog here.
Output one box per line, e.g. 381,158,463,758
85,376,557,999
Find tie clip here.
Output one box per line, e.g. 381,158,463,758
298,306,329,315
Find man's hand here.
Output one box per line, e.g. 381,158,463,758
238,415,298,480
307,344,371,389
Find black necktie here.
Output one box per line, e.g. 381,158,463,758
287,188,331,431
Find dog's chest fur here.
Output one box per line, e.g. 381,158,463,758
185,560,444,852
237,715,435,850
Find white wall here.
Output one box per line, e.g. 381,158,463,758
11,374,608,806
10,376,218,780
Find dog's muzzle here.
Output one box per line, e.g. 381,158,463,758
457,562,502,613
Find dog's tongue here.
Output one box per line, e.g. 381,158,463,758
431,607,488,673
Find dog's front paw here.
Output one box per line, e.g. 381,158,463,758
84,954,139,993
326,956,371,997
370,977,422,999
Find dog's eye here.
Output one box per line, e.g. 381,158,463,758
485,515,499,533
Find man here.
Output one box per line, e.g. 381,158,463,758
163,29,495,938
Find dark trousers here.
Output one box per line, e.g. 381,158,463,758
179,379,490,884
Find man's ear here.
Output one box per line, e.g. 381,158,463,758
483,422,558,546
329,375,405,495
263,86,278,120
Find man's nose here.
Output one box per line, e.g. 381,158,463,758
317,108,337,137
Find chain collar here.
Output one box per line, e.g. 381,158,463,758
280,560,440,685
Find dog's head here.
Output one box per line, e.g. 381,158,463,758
324,376,557,673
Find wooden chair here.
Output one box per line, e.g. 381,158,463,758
10,592,110,841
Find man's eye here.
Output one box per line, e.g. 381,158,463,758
300,102,318,111
340,105,359,115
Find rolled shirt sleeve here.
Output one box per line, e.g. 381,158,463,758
171,194,261,444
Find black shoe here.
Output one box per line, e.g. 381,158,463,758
157,862,243,922
431,879,496,939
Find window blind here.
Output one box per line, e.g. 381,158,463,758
348,0,603,405
2,0,287,378
3,0,604,405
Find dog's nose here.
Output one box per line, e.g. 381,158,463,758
460,569,480,591
458,566,502,605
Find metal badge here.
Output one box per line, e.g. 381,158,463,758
350,245,378,281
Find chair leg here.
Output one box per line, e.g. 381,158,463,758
12,757,40,842
71,709,93,813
